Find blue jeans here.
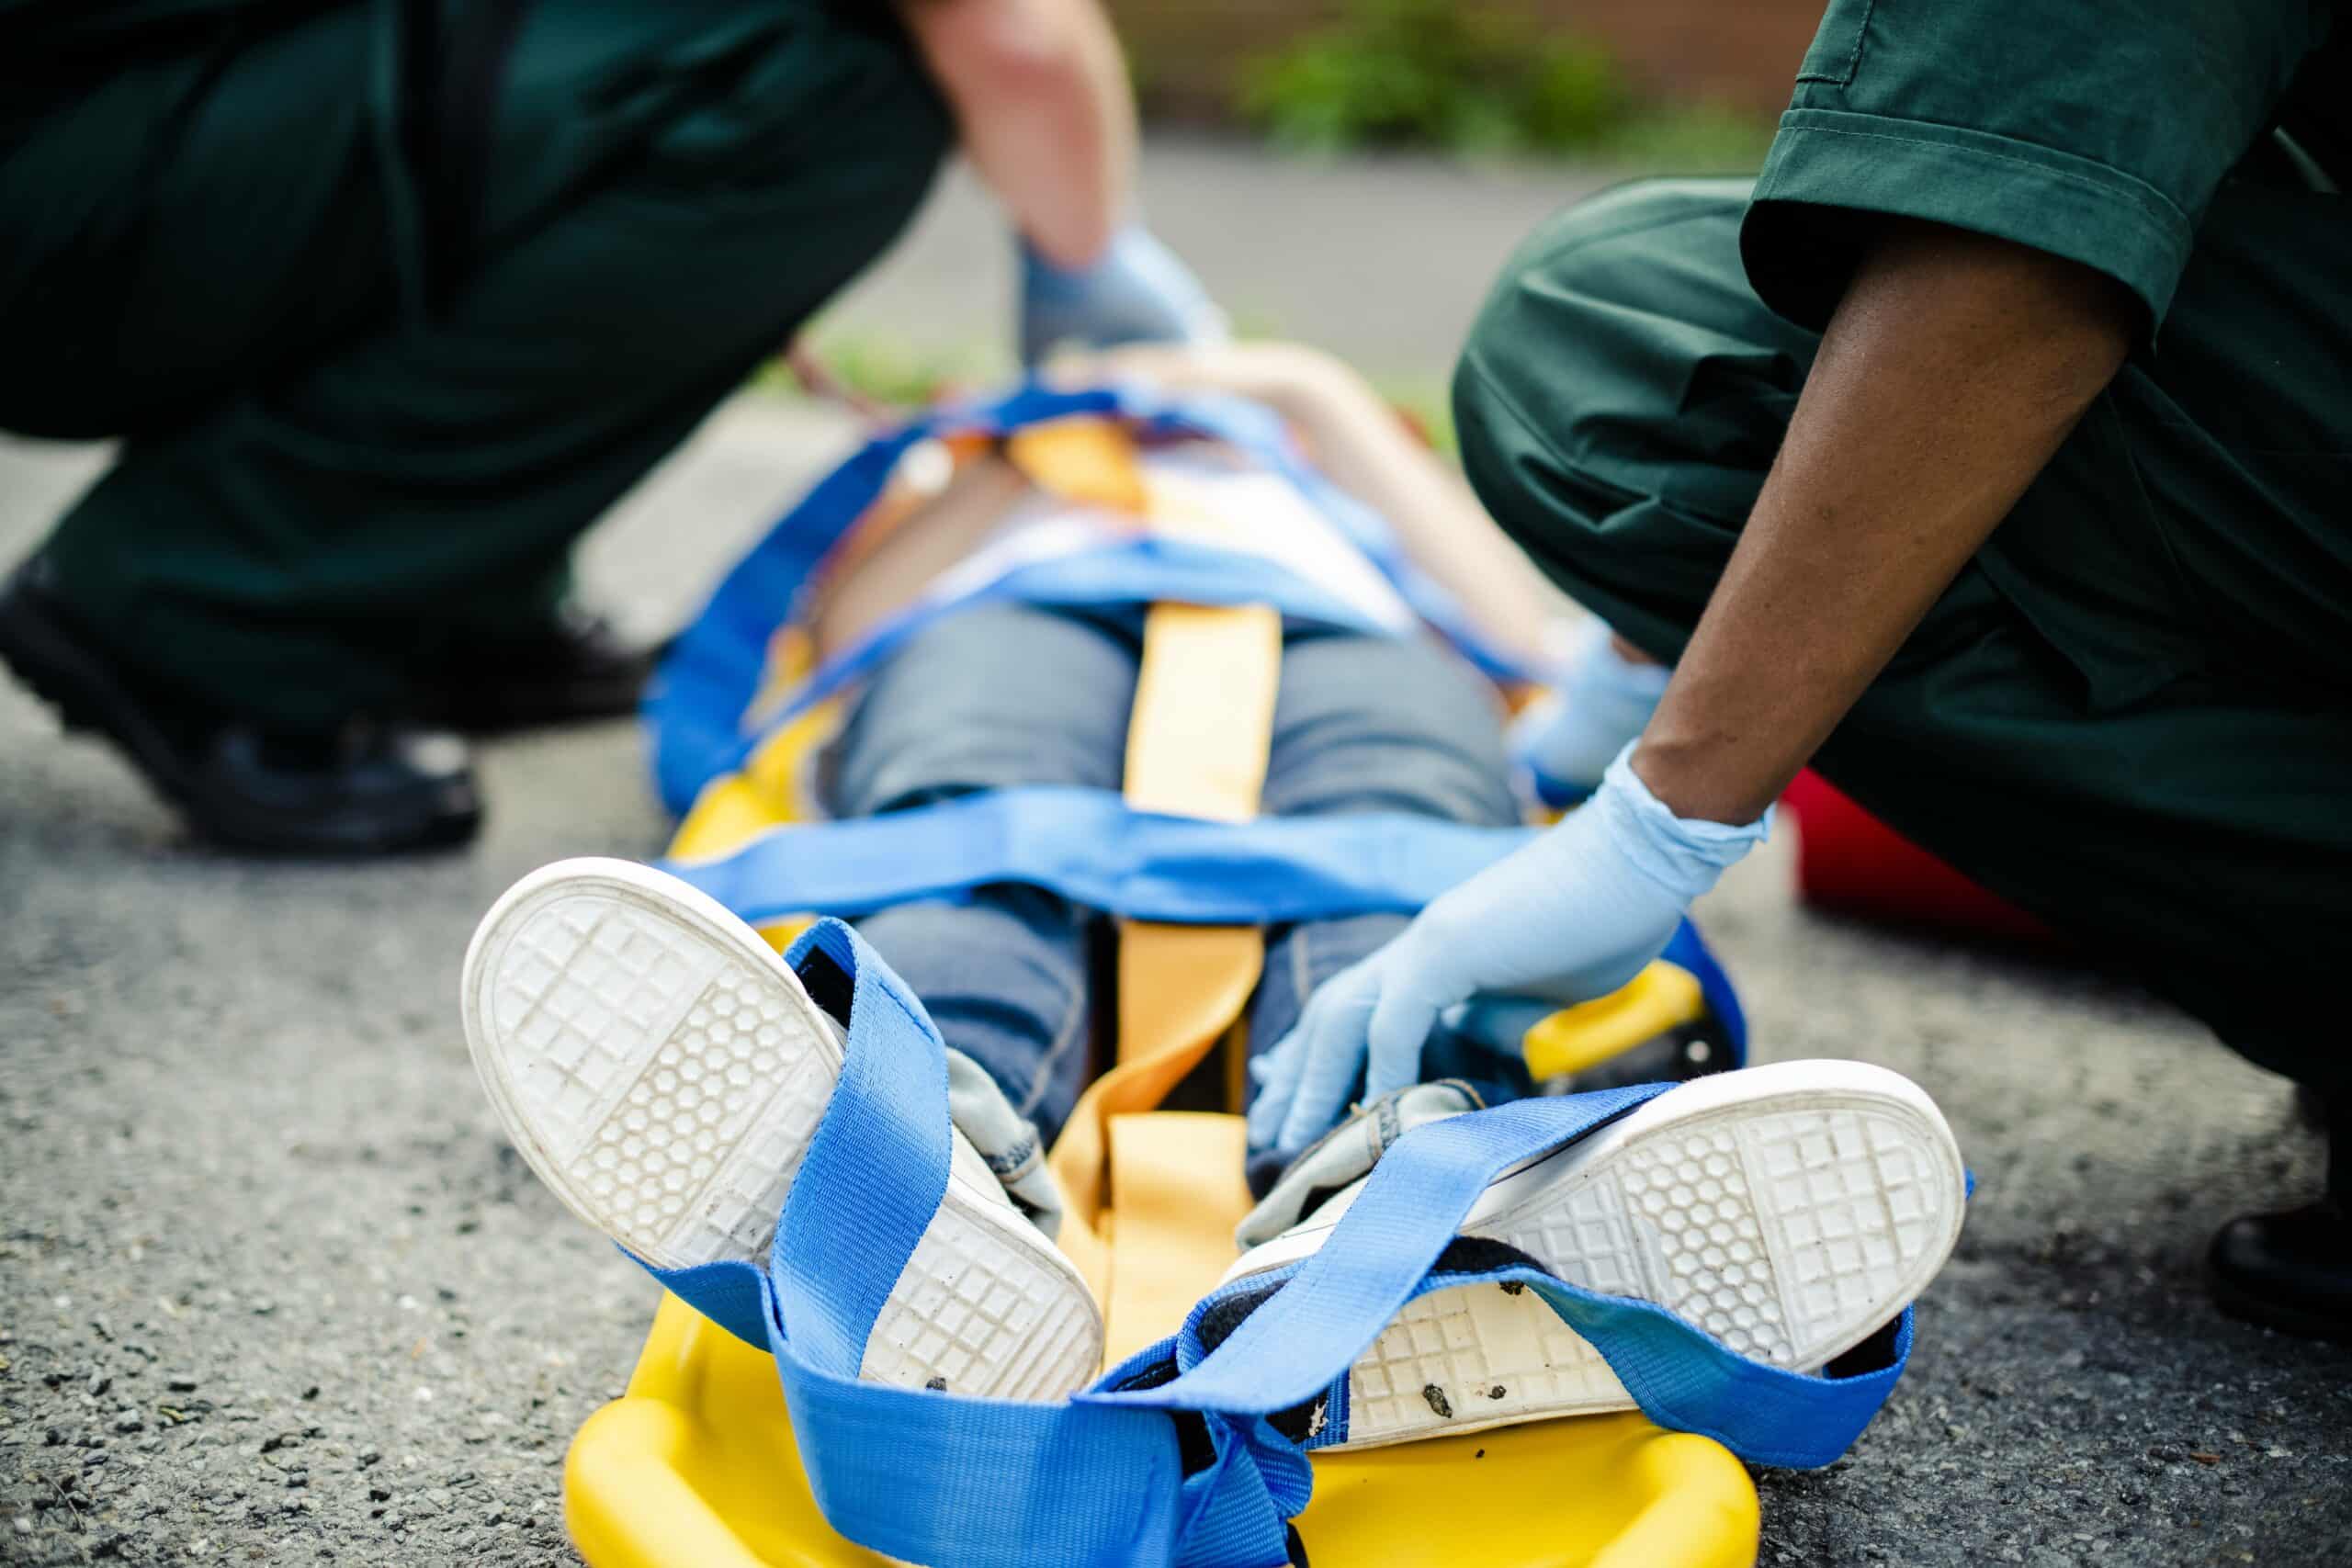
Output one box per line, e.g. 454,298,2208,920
823,603,1527,1193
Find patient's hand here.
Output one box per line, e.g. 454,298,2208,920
1049,340,1358,413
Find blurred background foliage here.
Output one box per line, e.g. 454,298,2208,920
770,327,1461,453
1232,0,1768,166
1111,0,1806,164
782,0,1813,408
1236,0,1632,154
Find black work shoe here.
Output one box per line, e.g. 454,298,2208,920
409,604,660,733
2207,1201,2352,1343
0,560,481,855
2207,1088,2352,1343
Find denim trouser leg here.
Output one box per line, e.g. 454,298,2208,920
824,603,1141,1145
826,603,1525,1178
1242,629,1527,1195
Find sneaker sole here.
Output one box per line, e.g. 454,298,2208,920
461,857,1104,1402
1226,1059,1965,1450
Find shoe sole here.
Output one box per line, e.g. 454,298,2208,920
0,575,479,854
1226,1059,1965,1450
2206,1260,2352,1344
461,857,1104,1401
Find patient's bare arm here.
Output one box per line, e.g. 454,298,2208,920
808,455,1035,656
812,341,1576,668
1069,343,1574,663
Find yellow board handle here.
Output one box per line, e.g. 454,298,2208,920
669,702,842,956
1521,961,1708,1080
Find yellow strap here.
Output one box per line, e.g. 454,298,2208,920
1091,589,1278,1353
999,420,1282,1331
1117,599,1278,826
688,421,1346,1352
671,412,1703,1371
1102,1112,1257,1365
1003,417,1152,514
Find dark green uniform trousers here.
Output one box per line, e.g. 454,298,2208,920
1456,176,2352,1094
0,0,949,728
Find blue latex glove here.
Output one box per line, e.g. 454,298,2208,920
1509,618,1671,809
1438,996,1561,1060
1247,744,1770,1160
1018,223,1227,366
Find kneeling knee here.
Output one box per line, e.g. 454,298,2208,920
1456,177,1752,418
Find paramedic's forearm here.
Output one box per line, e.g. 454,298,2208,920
1631,220,2134,826
901,0,1135,267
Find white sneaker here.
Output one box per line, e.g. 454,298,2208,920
460,857,1104,1402
1222,1059,1966,1450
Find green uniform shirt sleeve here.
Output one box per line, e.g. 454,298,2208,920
1742,0,2333,331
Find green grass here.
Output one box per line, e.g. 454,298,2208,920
755,331,1461,457
1232,0,1776,170
1370,376,1456,456
1592,105,1777,174
751,329,1006,411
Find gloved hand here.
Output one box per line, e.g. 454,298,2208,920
1018,223,1227,367
1509,617,1671,809
1246,744,1769,1161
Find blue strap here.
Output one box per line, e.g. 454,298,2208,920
633,923,1894,1564
660,786,1541,926
1091,1087,1911,1470
1660,919,1748,1066
1170,393,1528,688
770,919,950,1376
1097,1088,1667,1416
639,919,1279,1568
643,1257,773,1350
751,536,1404,734
776,1351,1212,1568
646,378,1540,815
660,789,1745,1068
650,383,1135,813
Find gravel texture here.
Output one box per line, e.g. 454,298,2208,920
6,142,2348,1568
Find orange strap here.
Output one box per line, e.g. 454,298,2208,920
675,414,1696,1372
1002,422,1281,1343
684,416,1284,1346
1003,417,1151,514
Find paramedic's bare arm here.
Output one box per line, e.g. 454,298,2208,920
1632,220,2133,825
899,0,1135,267
1075,342,1573,662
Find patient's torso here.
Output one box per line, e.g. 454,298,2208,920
808,438,1415,659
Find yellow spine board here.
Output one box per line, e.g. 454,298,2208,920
1521,961,1708,1079
563,416,1760,1568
